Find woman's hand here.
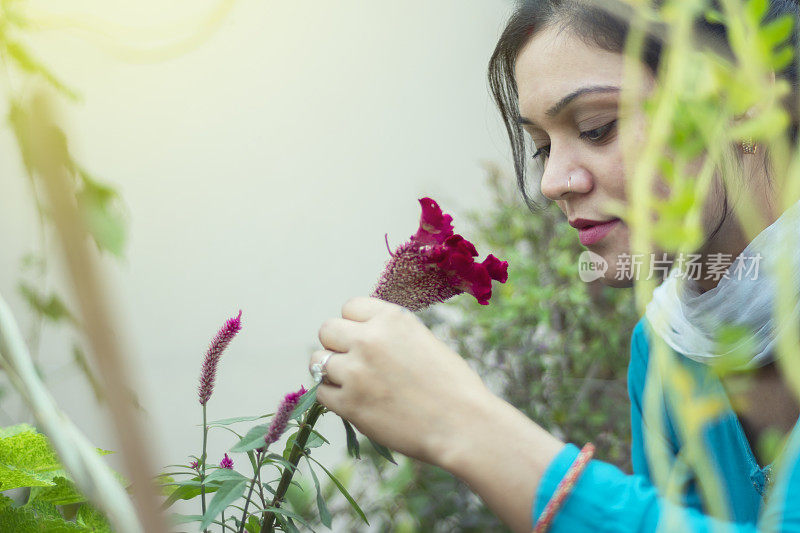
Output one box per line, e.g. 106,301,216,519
310,296,492,466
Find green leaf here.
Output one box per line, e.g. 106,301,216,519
168,513,204,525
305,430,326,450
160,482,219,510
0,495,13,511
770,45,795,70
729,107,790,141
275,513,301,533
75,168,128,258
703,8,724,24
17,283,76,324
746,0,768,24
230,424,270,453
4,41,79,100
28,476,86,506
289,385,318,421
259,506,312,530
0,500,88,532
368,438,397,465
342,419,360,460
761,14,794,48
205,414,273,427
283,432,299,460
306,457,332,528
244,514,260,533
75,504,112,532
199,479,248,530
204,468,248,484
72,345,105,403
263,453,297,473
306,454,369,526
0,427,64,490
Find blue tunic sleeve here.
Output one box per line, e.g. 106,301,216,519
530,318,800,532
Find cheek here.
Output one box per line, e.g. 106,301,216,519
594,145,628,204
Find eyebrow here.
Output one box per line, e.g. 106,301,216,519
517,85,621,126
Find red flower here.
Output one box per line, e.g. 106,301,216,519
371,198,508,311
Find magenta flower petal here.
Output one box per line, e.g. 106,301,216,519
262,386,307,450
443,234,478,257
482,254,509,283
465,264,493,305
220,453,233,469
198,310,243,405
372,198,508,311
411,198,454,245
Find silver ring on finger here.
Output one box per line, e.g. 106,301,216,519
310,351,334,384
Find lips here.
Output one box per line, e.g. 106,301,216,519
577,218,621,246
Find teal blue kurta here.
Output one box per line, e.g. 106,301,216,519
532,316,800,531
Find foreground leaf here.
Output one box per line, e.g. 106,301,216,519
306,457,332,528
205,414,273,427
230,424,270,453
306,454,368,525
342,419,360,460
199,478,248,530
161,482,220,510
368,438,397,465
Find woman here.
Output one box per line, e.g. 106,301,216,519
309,0,800,530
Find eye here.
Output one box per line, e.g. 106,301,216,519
579,119,617,143
531,144,550,161
531,119,617,163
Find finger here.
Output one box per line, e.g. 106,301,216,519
315,381,348,416
341,296,404,322
308,349,348,386
318,317,362,352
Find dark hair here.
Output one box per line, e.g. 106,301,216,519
487,0,800,218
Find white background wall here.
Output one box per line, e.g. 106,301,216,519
0,0,518,525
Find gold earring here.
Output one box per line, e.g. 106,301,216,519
742,138,757,154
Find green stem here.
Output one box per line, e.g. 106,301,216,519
255,462,267,508
259,402,324,533
238,451,262,533
201,403,209,533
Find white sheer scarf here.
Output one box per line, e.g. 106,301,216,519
644,197,800,370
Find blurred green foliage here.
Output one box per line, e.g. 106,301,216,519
1,0,130,419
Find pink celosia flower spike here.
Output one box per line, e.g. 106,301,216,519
219,453,234,469
371,198,508,311
262,386,308,449
189,460,199,470
198,310,243,405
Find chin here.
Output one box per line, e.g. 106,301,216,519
599,272,634,288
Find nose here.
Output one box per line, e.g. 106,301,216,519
539,149,592,201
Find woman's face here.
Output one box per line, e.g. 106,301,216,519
514,24,729,288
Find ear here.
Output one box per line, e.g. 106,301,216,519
735,70,778,122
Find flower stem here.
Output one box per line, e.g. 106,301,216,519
259,402,324,533
238,451,262,533
201,403,209,533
